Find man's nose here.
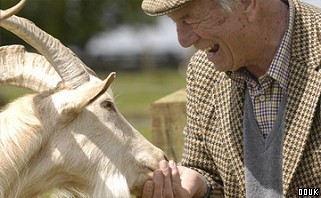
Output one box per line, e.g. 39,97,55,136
176,24,199,48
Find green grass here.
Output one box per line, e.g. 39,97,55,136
0,69,186,140
111,69,185,115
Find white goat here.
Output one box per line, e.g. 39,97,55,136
0,1,166,197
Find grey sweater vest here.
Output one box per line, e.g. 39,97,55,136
243,88,287,198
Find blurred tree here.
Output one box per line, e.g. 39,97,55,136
0,0,154,50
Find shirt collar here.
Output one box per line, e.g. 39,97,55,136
264,0,295,90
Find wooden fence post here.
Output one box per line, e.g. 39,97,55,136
150,88,186,161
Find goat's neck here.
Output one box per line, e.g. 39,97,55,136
7,156,92,197
0,96,43,196
0,95,61,197
6,144,130,198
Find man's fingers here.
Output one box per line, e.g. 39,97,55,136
169,161,181,185
153,170,164,198
160,160,174,198
170,161,187,197
142,180,154,198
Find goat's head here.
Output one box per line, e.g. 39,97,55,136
0,1,166,197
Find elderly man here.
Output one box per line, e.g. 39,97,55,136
141,0,321,197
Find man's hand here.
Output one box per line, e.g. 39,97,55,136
141,160,208,198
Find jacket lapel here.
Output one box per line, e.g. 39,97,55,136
283,0,321,194
283,62,321,194
190,51,246,193
210,76,246,192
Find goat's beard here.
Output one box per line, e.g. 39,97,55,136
93,171,130,198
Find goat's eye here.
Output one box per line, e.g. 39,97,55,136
101,100,114,111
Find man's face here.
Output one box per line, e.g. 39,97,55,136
168,0,253,72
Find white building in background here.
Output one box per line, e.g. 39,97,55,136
85,0,320,70
86,16,186,58
85,16,189,70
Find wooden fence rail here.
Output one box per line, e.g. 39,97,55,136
150,88,186,162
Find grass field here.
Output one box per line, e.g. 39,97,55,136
0,68,186,140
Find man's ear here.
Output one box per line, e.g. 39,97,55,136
242,0,258,23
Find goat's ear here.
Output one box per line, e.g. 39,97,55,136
59,72,116,117
87,72,116,104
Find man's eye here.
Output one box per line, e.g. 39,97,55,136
183,20,200,29
184,19,199,25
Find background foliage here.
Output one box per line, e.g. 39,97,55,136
0,0,154,49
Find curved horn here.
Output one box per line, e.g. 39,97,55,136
0,0,27,21
0,14,90,88
0,45,62,92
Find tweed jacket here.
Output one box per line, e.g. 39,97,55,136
180,1,321,197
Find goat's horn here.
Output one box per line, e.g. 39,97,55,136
0,0,27,21
0,45,62,92
0,14,90,88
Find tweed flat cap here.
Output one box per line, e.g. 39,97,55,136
142,0,193,16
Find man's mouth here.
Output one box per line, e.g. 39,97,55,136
204,44,220,57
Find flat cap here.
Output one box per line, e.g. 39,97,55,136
142,0,193,16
